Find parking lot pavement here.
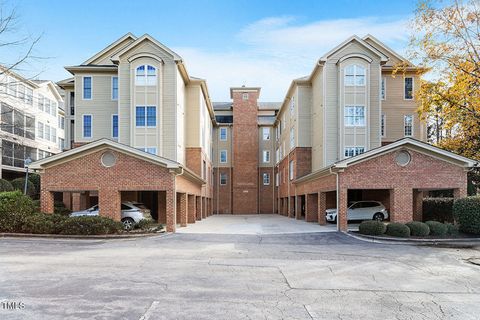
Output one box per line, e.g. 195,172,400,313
0,232,479,319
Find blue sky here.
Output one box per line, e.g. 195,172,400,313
7,0,418,101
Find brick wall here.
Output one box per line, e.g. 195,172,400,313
259,167,275,213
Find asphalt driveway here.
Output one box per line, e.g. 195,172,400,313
0,229,479,319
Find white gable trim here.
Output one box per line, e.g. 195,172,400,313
110,34,182,62
83,33,137,65
320,35,388,62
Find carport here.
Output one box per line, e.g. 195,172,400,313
30,139,210,232
293,138,477,231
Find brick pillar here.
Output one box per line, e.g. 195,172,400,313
79,191,90,210
338,188,348,231
188,194,196,223
318,192,326,225
412,189,424,221
177,193,187,227
391,188,413,223
98,189,121,221
196,196,202,220
202,197,206,219
306,193,318,222
72,193,81,211
62,192,72,211
289,197,295,218
453,187,467,199
166,190,176,232
158,191,167,224
295,195,303,220
40,189,54,214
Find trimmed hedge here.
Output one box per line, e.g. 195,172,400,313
58,216,123,235
11,178,36,197
422,198,454,223
453,196,480,235
0,179,13,192
386,223,411,238
28,173,41,198
445,223,459,236
358,220,386,236
0,191,35,232
426,220,448,236
406,221,430,237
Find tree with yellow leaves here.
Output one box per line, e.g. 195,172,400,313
410,0,480,192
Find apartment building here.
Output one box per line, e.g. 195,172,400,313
32,33,215,232
32,33,476,232
0,66,65,180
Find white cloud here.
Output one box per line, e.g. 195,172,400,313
179,15,412,101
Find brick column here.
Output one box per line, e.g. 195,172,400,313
318,192,326,225
178,193,187,227
72,193,81,211
98,189,121,221
306,193,318,222
188,194,196,223
289,197,295,218
412,190,424,221
40,189,55,214
391,188,413,223
80,191,90,210
202,197,206,219
338,188,348,231
453,187,467,199
295,195,303,220
196,196,202,220
62,192,72,211
166,190,176,232
158,191,167,224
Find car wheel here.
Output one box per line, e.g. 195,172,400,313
373,213,384,221
122,218,135,231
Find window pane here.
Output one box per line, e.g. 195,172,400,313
112,77,118,100
136,107,145,126
112,115,118,138
83,77,92,99
146,106,156,126
405,78,413,99
83,115,92,137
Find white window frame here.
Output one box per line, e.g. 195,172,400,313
219,127,227,141
263,173,270,186
219,172,227,185
404,77,414,100
289,96,295,117
404,115,414,137
111,76,118,100
344,106,365,127
290,127,295,150
82,76,92,100
263,150,270,163
344,146,365,158
135,65,157,86
262,127,270,140
275,172,279,187
242,93,249,100
112,114,118,139
381,114,386,137
381,77,386,100
219,150,227,163
82,114,93,138
344,64,366,86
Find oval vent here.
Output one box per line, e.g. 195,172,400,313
395,150,411,167
101,151,117,168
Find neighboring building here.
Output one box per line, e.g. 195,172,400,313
32,34,477,232
0,66,65,180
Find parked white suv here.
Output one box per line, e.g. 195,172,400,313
325,201,389,222
70,201,152,230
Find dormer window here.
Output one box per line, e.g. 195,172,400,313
136,65,157,86
345,64,365,86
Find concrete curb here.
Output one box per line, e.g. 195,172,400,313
0,230,165,240
345,231,480,245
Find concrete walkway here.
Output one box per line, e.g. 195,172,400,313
176,214,337,234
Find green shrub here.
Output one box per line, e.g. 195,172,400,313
0,191,35,232
0,179,13,192
453,196,480,235
445,223,459,236
54,201,71,216
59,216,123,235
135,219,154,230
425,220,448,236
32,199,41,211
358,220,386,236
406,221,430,237
28,173,41,196
422,198,454,223
385,223,411,238
21,213,55,234
10,178,36,197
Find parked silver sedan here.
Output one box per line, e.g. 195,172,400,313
70,201,152,230
325,201,389,222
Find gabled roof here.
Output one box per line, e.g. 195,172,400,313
294,138,478,184
362,34,412,66
110,33,182,62
30,138,180,170
82,33,137,65
319,35,389,63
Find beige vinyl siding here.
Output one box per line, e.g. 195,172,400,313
213,126,232,167
310,66,324,171
297,86,312,148
381,72,425,142
87,37,136,65
74,72,118,142
258,126,275,167
176,69,186,165
185,85,201,147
